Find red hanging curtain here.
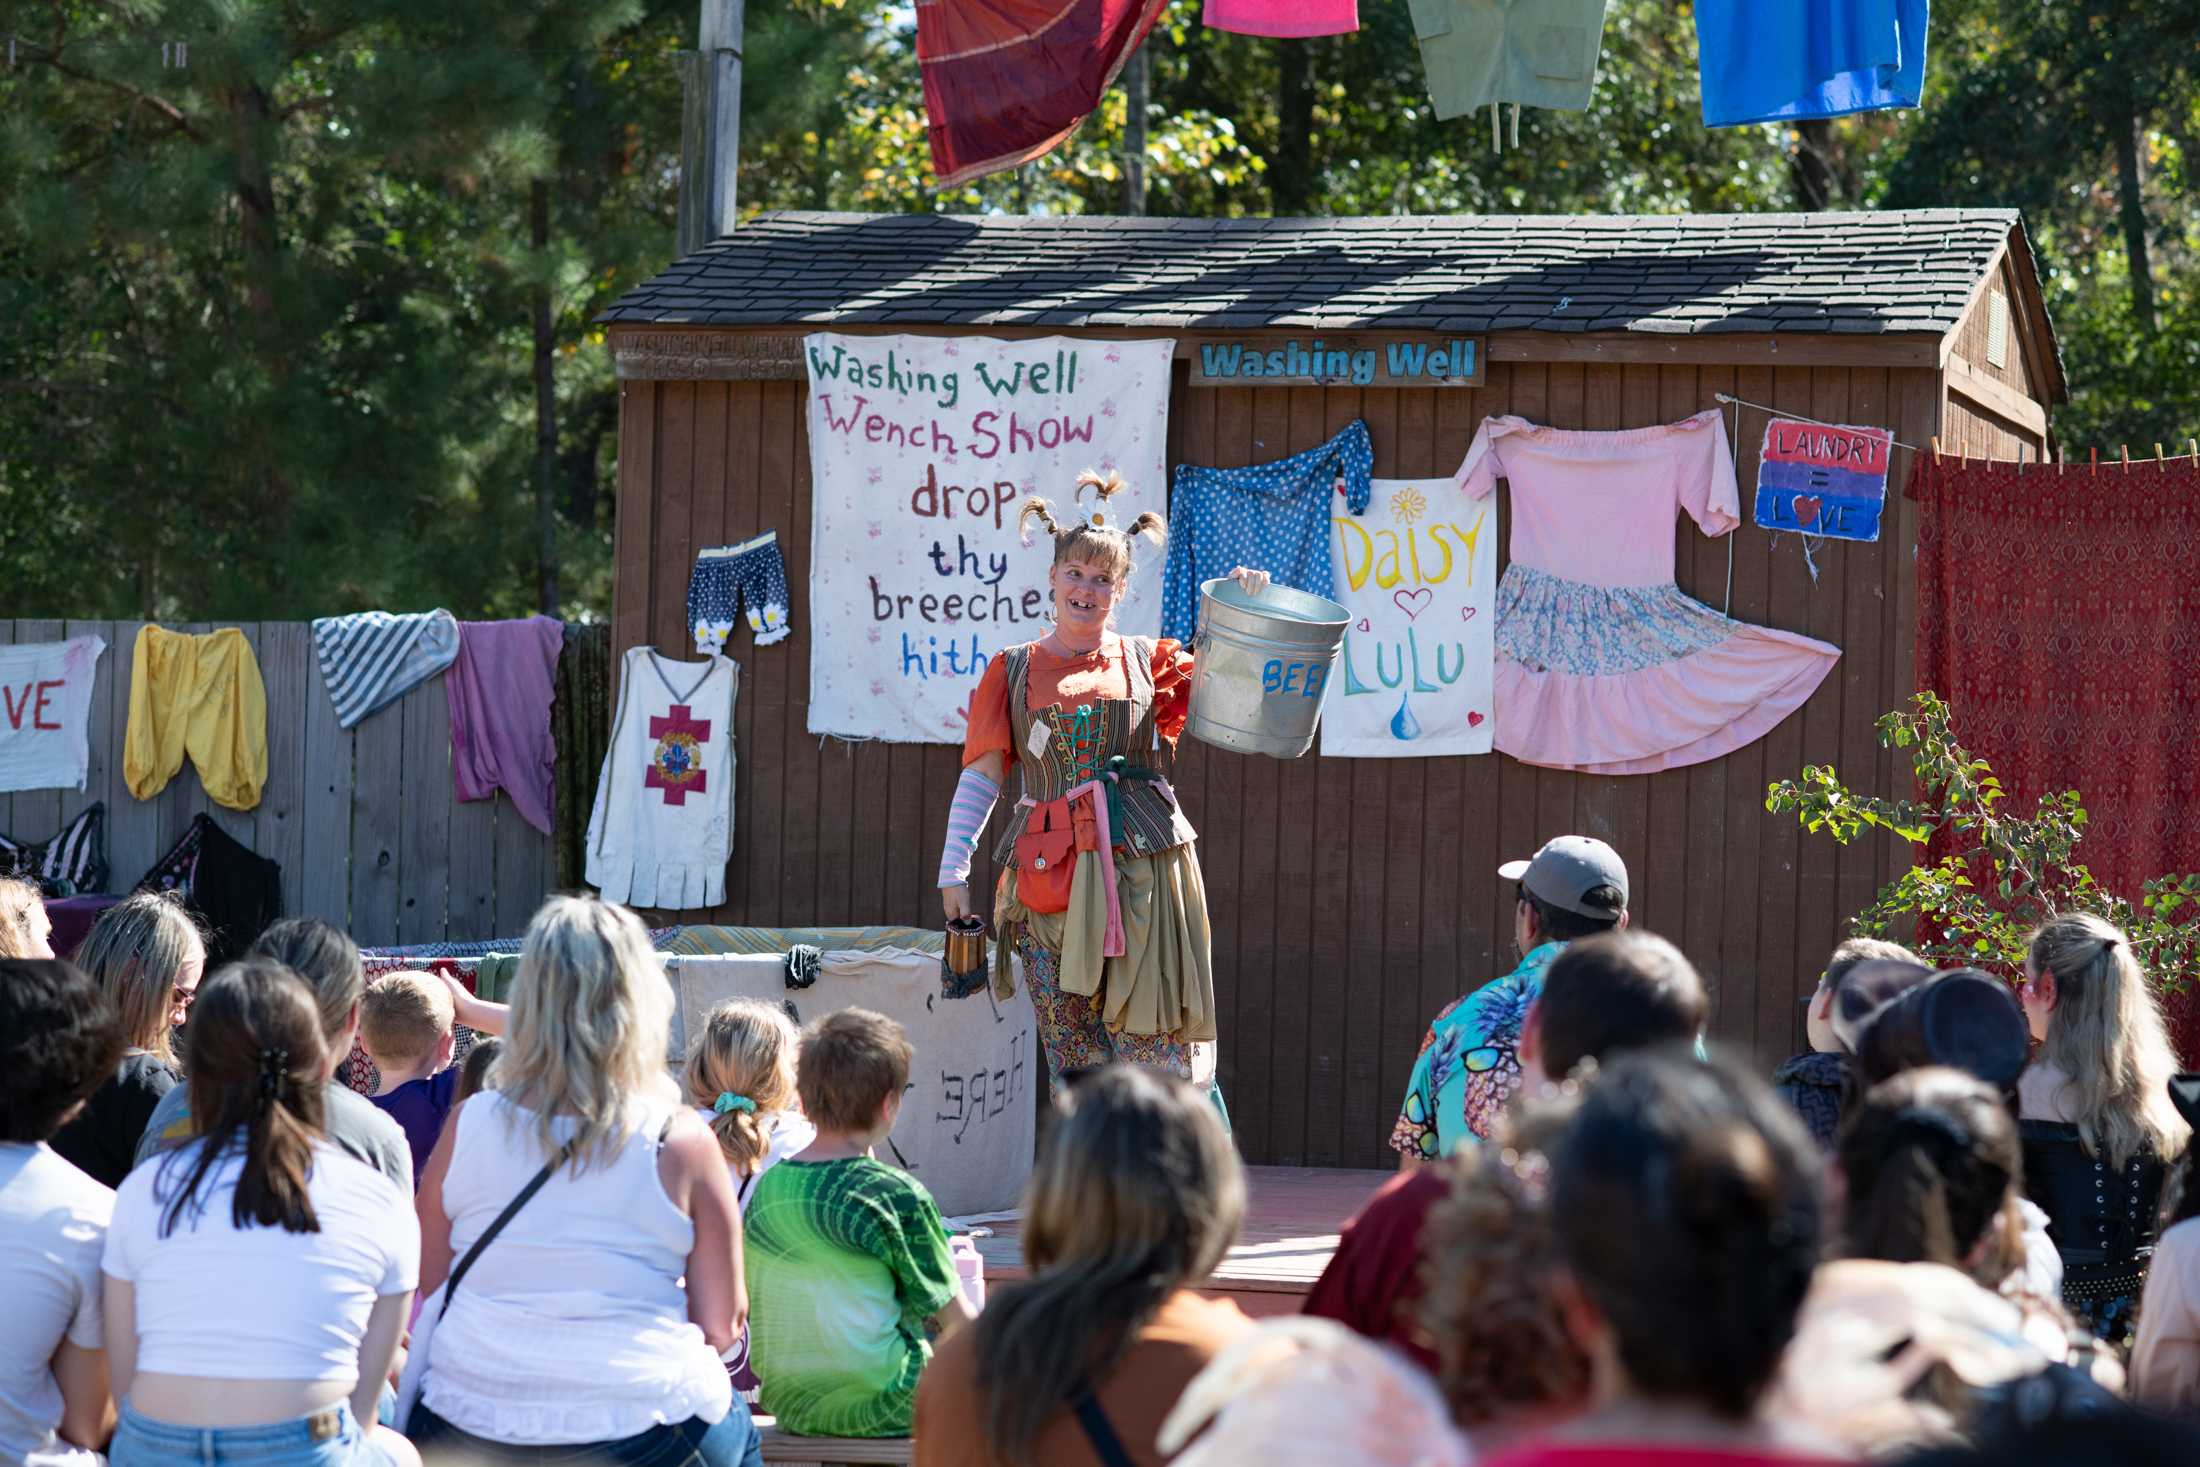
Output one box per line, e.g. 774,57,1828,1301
917,0,1169,187
1912,453,2200,1058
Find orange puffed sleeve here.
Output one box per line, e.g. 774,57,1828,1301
961,654,1017,768
1151,637,1196,746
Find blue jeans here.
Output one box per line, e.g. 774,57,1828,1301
407,1401,762,1467
111,1401,391,1466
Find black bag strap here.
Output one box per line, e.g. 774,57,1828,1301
1070,1388,1138,1467
439,1137,575,1314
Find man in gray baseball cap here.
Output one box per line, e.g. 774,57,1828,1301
1389,834,1630,1166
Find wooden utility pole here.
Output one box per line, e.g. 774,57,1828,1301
680,0,745,253
1122,45,1149,216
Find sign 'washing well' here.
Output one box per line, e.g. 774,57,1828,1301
1188,334,1484,389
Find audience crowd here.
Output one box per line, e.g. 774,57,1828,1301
5,832,2200,1465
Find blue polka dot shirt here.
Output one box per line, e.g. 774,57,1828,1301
1162,418,1375,642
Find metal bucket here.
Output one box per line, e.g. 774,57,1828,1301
1184,577,1349,759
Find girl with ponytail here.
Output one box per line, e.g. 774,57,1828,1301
684,997,814,1207
1839,1067,2029,1285
102,958,422,1465
683,998,812,1393
941,468,1269,1097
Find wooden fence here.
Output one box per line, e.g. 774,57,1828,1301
0,620,554,947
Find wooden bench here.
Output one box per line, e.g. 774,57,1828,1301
754,1419,914,1467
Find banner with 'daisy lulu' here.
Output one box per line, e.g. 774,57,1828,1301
804,333,1174,743
1320,480,1496,758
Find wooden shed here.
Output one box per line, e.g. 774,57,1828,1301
599,208,2062,1168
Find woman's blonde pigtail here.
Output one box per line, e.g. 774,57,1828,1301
1018,496,1064,548
1124,511,1167,549
1075,468,1130,504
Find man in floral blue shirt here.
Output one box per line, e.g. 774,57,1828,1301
1389,835,1629,1164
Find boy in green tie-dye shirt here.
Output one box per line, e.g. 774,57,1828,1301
744,1009,972,1437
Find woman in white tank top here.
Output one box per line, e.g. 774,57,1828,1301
407,896,761,1467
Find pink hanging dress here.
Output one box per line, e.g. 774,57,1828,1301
1456,410,1838,775
1202,0,1359,37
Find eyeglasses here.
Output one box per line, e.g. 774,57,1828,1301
171,984,199,1010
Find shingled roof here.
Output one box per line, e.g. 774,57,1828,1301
600,208,2034,342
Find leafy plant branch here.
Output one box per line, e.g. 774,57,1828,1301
1766,692,2200,994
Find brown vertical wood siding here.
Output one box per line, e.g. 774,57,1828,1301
614,359,1952,1167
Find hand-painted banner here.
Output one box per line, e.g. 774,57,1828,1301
1320,480,1496,757
804,333,1174,743
1752,417,1893,542
0,636,105,793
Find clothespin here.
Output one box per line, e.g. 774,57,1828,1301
2121,444,2131,473
2090,446,2098,476
2157,443,2167,463
1930,435,1942,462
2056,445,2066,475
2188,439,2198,462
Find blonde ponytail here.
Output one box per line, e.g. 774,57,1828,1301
683,998,801,1178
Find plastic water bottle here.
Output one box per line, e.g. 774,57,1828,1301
950,1232,986,1314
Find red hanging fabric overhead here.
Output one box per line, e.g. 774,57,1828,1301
917,0,1170,187
1911,453,2200,1059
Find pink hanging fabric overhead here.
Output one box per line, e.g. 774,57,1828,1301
918,0,1170,187
1202,0,1359,37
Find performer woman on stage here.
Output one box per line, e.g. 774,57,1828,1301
938,470,1266,1094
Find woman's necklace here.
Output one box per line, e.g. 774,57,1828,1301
1044,628,1107,659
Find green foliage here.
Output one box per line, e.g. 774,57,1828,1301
1767,693,2200,994
4,0,2197,618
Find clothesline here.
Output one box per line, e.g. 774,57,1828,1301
1712,393,1924,456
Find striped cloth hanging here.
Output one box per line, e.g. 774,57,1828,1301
310,609,461,729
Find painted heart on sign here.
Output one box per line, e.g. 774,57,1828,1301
1357,618,1372,633
1460,606,1477,622
1794,495,1823,527
1466,710,1485,727
1393,587,1433,621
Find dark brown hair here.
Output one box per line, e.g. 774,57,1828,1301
159,958,329,1238
1516,882,1623,945
0,959,126,1143
457,1037,503,1102
975,1066,1243,1465
1535,931,1708,1081
795,1008,911,1135
1840,1067,2024,1284
1552,1049,1822,1420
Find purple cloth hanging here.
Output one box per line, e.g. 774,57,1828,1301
446,616,565,835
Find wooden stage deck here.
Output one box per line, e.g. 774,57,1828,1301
971,1165,1392,1318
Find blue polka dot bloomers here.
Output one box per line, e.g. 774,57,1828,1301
688,531,792,653
1161,419,1374,643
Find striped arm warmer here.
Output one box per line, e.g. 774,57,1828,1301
937,765,1001,888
